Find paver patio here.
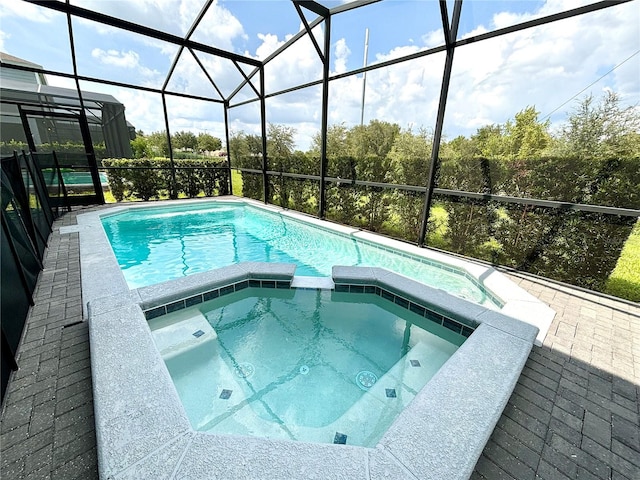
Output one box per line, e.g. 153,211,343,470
1,206,638,479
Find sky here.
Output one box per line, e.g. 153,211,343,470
1,0,638,150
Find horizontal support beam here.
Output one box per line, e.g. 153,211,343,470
0,63,225,104
294,1,329,18
26,0,261,67
233,169,639,217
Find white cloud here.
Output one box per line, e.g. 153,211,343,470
0,30,8,51
90,48,160,80
0,0,57,22
92,49,139,69
189,0,248,51
334,38,351,74
421,29,444,48
254,33,287,61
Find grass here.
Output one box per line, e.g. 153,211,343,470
231,169,243,196
604,219,640,302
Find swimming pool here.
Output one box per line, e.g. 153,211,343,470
101,201,500,307
149,287,461,447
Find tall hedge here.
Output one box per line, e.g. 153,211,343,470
102,158,229,201
111,153,638,297
433,156,639,292
256,154,639,295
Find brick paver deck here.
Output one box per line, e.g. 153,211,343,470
1,206,638,479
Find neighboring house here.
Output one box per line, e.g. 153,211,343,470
0,52,134,158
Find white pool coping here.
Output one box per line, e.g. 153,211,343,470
69,197,556,479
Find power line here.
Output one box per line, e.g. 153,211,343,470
541,49,640,121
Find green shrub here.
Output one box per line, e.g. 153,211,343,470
102,157,229,201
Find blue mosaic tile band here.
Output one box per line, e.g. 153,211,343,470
143,278,292,320
334,283,478,338
143,277,476,341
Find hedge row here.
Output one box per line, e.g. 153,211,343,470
1,141,107,159
102,158,229,201
237,155,639,294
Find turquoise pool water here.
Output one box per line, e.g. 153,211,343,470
148,287,460,446
101,202,498,306
63,171,108,185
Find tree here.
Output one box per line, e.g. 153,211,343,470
266,124,296,207
388,128,433,238
197,132,222,152
130,135,152,158
556,91,640,159
311,123,348,159
466,107,551,160
503,106,551,159
267,124,295,165
346,120,400,159
472,124,506,158
228,131,263,199
172,130,197,151
147,131,170,157
441,135,476,160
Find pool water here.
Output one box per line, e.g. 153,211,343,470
148,287,461,447
102,202,497,306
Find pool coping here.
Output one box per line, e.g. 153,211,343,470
87,263,538,480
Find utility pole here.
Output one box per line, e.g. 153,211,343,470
360,28,369,127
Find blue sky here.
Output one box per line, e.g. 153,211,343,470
1,0,638,149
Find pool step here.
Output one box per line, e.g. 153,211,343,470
149,309,217,361
291,276,335,290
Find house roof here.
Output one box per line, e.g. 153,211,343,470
0,52,43,69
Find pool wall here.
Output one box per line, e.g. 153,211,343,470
86,262,538,479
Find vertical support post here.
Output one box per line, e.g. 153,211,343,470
18,106,37,152
161,93,178,199
52,151,71,212
259,66,269,204
318,15,331,219
65,1,104,204
223,100,233,196
78,109,105,204
418,0,462,246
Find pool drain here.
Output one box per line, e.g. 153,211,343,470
355,370,378,390
235,362,255,379
299,365,309,375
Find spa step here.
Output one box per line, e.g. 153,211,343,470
291,275,335,290
149,309,217,360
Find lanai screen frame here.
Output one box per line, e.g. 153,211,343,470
4,0,638,248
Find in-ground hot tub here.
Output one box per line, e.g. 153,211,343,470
68,197,555,479
148,285,465,447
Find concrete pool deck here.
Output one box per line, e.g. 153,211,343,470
1,203,639,480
